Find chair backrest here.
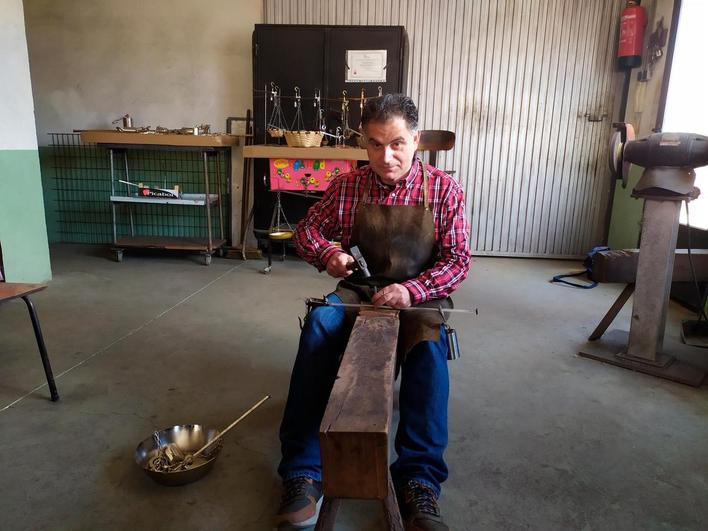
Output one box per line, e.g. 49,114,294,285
418,130,455,168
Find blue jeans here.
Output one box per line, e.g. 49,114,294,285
278,294,449,496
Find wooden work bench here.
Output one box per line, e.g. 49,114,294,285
80,130,242,265
242,144,367,161
80,130,241,148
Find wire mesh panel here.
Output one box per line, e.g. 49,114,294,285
49,133,112,243
109,148,226,242
48,133,229,245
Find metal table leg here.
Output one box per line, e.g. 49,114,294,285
203,151,213,255
110,149,117,245
22,296,59,402
261,237,273,274
124,151,135,237
216,150,224,241
588,283,635,340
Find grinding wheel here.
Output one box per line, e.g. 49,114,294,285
608,122,636,188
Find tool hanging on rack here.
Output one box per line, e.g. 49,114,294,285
267,83,287,138
340,90,362,142
314,89,326,131
358,88,366,129
313,89,329,145
290,87,305,132
284,86,324,147
268,190,294,239
356,88,368,147
341,90,351,138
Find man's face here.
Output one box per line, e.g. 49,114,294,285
363,116,420,185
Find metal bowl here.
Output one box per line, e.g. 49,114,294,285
135,424,222,486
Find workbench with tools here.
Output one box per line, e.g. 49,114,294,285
80,129,239,265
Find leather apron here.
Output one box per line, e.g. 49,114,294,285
334,159,452,360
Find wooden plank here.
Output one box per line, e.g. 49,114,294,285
114,236,225,251
319,310,399,500
80,130,239,147
592,249,708,283
0,283,47,303
243,144,368,161
314,498,341,531
383,473,405,531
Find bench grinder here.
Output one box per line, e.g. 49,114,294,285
580,126,708,385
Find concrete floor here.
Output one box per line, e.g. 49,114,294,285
1,244,708,531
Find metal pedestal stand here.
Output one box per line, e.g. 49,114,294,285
580,187,706,387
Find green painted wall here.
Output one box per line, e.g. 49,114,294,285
38,147,59,243
607,166,644,250
0,149,52,282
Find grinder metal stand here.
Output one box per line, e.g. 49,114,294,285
580,130,708,386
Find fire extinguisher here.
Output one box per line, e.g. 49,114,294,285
618,0,648,69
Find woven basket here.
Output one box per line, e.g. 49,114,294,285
284,130,324,148
268,127,286,138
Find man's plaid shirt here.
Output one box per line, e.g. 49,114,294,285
294,159,471,304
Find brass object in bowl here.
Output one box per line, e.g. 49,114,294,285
135,424,222,486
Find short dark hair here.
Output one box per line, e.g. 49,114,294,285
361,93,418,131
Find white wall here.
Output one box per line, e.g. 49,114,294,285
0,0,51,282
1,0,38,149
24,0,262,145
623,0,674,137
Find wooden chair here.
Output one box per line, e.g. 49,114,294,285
418,130,455,169
0,283,59,401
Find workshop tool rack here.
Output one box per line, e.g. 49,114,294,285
77,130,238,264
104,143,227,265
48,133,234,260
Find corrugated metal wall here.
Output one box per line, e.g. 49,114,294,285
264,0,622,257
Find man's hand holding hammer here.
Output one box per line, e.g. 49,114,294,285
325,249,412,309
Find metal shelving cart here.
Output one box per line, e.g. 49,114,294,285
80,130,238,265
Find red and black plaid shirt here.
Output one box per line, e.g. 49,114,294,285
295,159,471,304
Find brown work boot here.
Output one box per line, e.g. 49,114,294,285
274,476,323,529
399,480,449,531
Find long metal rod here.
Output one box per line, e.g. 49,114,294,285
110,149,118,244
124,151,135,237
203,151,213,252
193,394,270,458
216,151,224,240
306,299,476,314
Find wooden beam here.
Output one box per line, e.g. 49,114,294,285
591,249,708,283
80,130,240,147
242,144,368,160
319,310,399,500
